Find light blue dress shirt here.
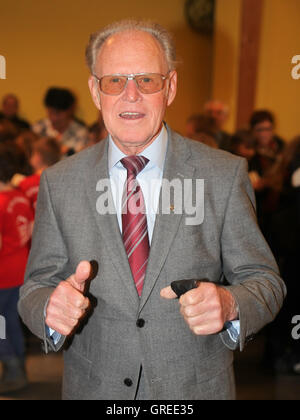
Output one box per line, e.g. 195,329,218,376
48,124,239,344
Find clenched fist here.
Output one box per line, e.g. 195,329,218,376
45,261,91,336
160,282,238,335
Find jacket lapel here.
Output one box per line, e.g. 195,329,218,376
139,128,195,311
84,140,140,307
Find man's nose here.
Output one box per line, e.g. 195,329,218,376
122,79,141,102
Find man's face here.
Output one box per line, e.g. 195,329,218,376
89,30,177,154
47,107,72,133
205,103,227,130
2,96,18,118
252,120,274,147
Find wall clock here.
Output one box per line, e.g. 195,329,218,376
185,0,215,34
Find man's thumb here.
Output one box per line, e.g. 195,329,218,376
160,286,178,300
68,260,91,292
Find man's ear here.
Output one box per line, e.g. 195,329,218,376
88,76,101,110
166,70,177,107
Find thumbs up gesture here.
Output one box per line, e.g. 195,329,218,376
45,261,91,336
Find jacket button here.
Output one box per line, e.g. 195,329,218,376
246,334,255,343
136,318,145,328
124,378,133,387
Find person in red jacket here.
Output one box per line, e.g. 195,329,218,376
0,142,33,394
19,137,61,213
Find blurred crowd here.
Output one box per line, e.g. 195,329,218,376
186,100,300,377
0,90,299,393
0,88,107,393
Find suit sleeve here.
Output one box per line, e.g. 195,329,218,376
219,158,286,351
18,171,67,352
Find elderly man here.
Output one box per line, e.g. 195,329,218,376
19,20,285,400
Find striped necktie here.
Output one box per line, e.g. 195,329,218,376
121,155,150,297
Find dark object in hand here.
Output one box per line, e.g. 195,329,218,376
171,279,209,298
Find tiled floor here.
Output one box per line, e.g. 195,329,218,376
0,334,299,400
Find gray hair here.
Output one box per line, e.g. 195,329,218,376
85,19,177,74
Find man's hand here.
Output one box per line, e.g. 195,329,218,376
45,261,91,336
160,282,238,335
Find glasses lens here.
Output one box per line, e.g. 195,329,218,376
98,74,166,95
100,76,127,95
136,74,165,94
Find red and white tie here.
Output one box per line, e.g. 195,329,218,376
121,156,150,297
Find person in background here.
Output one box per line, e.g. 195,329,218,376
262,136,300,374
15,130,40,174
0,143,33,395
32,88,88,156
230,130,256,162
185,114,216,139
248,110,286,242
250,110,285,163
19,138,62,213
204,100,232,151
86,112,108,148
230,130,259,187
185,114,218,148
0,94,30,133
0,128,32,187
0,119,19,140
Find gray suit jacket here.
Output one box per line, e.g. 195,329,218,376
18,126,286,400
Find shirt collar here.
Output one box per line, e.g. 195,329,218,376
108,124,168,173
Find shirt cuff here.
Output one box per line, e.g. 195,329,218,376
46,325,62,346
224,320,240,343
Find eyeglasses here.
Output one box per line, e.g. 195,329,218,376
93,73,169,95
254,127,273,132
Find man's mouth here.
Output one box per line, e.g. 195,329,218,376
119,112,145,120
